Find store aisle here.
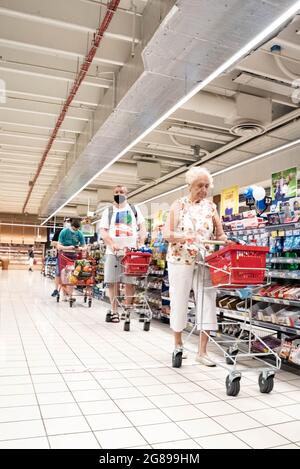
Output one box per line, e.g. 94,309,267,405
0,271,300,449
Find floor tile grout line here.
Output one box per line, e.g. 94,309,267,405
15,298,104,448
33,297,205,446
9,296,51,449
1,273,299,448
25,297,157,448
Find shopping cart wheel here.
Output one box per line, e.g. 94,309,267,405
56,294,60,303
143,321,150,332
88,299,92,308
172,350,182,368
226,374,241,397
139,313,145,323
258,372,274,394
124,322,130,332
226,348,238,365
84,296,87,303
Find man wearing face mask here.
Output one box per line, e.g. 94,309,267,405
100,185,146,323
50,217,72,298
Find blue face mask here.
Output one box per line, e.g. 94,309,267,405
64,222,71,229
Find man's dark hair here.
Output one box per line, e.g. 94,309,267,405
71,219,81,229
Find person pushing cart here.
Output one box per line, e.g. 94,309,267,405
99,185,147,323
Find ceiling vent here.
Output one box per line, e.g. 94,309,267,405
230,119,266,137
137,161,161,183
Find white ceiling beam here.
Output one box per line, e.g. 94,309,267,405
6,89,99,109
0,1,141,43
0,110,86,133
0,135,73,152
2,100,91,122
0,44,119,79
0,120,81,135
236,50,300,85
0,63,111,89
0,150,65,161
1,69,104,107
0,131,75,145
0,11,129,66
0,143,68,154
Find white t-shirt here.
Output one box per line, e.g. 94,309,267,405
99,203,145,254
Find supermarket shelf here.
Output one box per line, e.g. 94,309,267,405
265,222,300,231
270,257,300,264
217,308,249,322
217,307,300,336
268,270,300,279
252,296,300,308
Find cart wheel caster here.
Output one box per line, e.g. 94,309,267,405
69,300,73,308
56,294,60,303
226,348,238,365
105,312,112,322
124,322,130,332
258,372,274,394
143,321,150,332
172,350,183,368
139,313,145,323
226,375,241,397
88,299,92,308
84,296,87,303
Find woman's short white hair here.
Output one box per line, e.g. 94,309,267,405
185,167,214,188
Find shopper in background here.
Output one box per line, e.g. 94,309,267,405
50,217,72,297
57,219,86,300
163,167,230,366
28,245,35,272
99,185,146,323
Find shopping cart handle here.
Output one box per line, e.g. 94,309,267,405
204,240,226,246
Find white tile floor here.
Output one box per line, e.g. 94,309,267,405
0,270,300,449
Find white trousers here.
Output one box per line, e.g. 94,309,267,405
168,262,217,332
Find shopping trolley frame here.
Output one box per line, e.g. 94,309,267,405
172,241,281,397
107,249,153,332
57,250,95,308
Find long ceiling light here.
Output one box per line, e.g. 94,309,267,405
136,138,300,206
41,1,300,225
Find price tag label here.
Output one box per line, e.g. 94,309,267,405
278,230,285,237
271,231,277,238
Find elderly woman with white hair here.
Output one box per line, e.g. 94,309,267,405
163,167,229,367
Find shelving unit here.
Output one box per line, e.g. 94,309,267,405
0,244,44,269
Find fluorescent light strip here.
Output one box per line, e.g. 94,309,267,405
41,1,300,225
137,138,300,206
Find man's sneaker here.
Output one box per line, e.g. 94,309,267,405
195,354,216,367
51,289,59,297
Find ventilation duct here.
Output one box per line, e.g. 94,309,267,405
137,161,161,183
181,92,271,137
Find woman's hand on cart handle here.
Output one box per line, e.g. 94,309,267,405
205,239,227,246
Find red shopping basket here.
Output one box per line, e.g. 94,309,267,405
121,250,152,276
205,244,269,286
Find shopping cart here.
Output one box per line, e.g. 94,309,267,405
57,250,96,307
172,241,281,397
111,248,153,332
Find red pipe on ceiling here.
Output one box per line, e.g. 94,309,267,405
22,0,121,213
